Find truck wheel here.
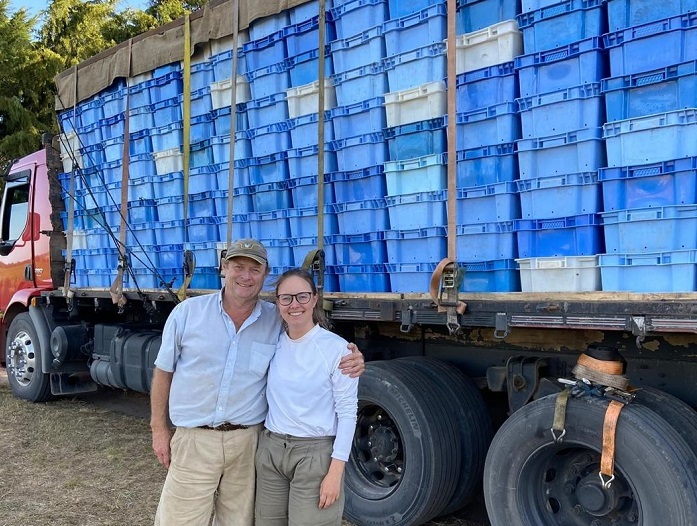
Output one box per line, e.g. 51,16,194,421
344,361,459,526
396,356,492,515
5,313,52,402
484,393,697,526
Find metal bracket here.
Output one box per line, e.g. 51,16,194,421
630,316,646,348
506,356,548,414
494,312,509,339
439,264,463,335
400,307,415,333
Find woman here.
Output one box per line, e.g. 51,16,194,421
255,268,359,526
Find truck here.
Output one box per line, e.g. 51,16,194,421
4,0,697,524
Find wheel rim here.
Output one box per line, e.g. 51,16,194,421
521,445,640,525
6,329,37,387
351,401,404,498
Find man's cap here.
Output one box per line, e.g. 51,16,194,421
225,239,268,265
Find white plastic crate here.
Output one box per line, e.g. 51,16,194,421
152,147,183,175
451,20,523,75
211,77,251,109
286,79,337,119
210,30,249,56
61,151,83,173
517,255,600,292
384,81,447,128
60,131,80,155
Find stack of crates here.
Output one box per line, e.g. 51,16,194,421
513,0,608,292
599,0,697,291
449,1,524,292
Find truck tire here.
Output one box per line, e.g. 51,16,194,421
484,393,697,526
344,361,459,526
5,313,53,402
396,356,492,515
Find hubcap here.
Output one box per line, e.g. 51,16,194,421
352,403,403,495
6,330,36,387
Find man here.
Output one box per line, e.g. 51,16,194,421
150,239,364,526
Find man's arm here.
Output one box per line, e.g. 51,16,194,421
339,343,365,378
150,367,174,468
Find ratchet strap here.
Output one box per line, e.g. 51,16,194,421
62,65,78,304
600,400,625,488
177,14,194,300
573,353,630,390
550,387,571,443
429,258,466,333
110,39,133,309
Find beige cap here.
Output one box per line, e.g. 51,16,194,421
225,239,268,265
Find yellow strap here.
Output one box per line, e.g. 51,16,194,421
551,388,571,443
178,14,193,300
600,400,625,488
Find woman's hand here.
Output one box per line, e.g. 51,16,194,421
319,460,345,508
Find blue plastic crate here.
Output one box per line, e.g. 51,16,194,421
129,175,156,201
333,198,390,234
189,267,222,289
154,172,185,199
129,129,153,156
334,263,390,292
330,165,387,201
331,26,385,75
156,244,184,271
288,111,334,148
457,182,521,224
128,199,158,224
603,109,697,167
129,81,152,109
78,98,104,127
246,60,292,100
517,127,606,179
603,60,697,123
187,217,219,243
102,86,127,118
599,250,697,292
285,16,336,58
515,37,607,97
331,0,390,39
599,157,697,210
191,86,213,118
289,237,336,267
330,98,385,141
152,96,182,128
456,143,518,188
81,143,107,168
243,30,287,73
99,113,125,141
333,62,389,106
190,165,219,194
190,114,215,144
386,262,436,292
212,104,249,135
250,11,290,41
518,83,604,137
287,174,335,208
384,42,447,92
454,102,520,149
333,132,388,171
385,117,446,161
215,214,252,242
456,62,518,113
246,93,289,129
211,132,252,165
96,160,123,185
389,0,442,18
156,195,185,222
190,139,214,169
289,47,333,87
385,190,447,230
460,258,521,292
151,122,183,152
332,232,387,265
248,152,290,185
211,49,247,81
189,191,217,219
129,105,154,133
383,4,447,57
601,204,697,253
249,209,292,239
247,121,291,157
456,0,521,34
287,205,339,237
385,227,446,263
517,172,600,218
214,187,254,215
457,221,518,260
290,0,332,24
253,181,292,212
190,61,214,92
58,108,81,134
288,146,338,179
607,0,697,31
78,121,102,146
148,71,183,104
514,213,602,257
385,153,447,195
517,0,606,54
604,12,697,77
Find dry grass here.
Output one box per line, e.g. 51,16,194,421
0,378,489,526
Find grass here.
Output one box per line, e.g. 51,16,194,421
0,378,489,526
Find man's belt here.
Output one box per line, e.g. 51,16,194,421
198,422,249,431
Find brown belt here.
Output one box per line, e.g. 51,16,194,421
198,422,249,431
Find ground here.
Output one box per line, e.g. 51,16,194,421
0,369,489,526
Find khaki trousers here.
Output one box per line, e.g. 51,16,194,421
154,425,261,526
254,429,344,526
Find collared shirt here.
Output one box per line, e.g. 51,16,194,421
154,290,283,427
265,324,359,461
